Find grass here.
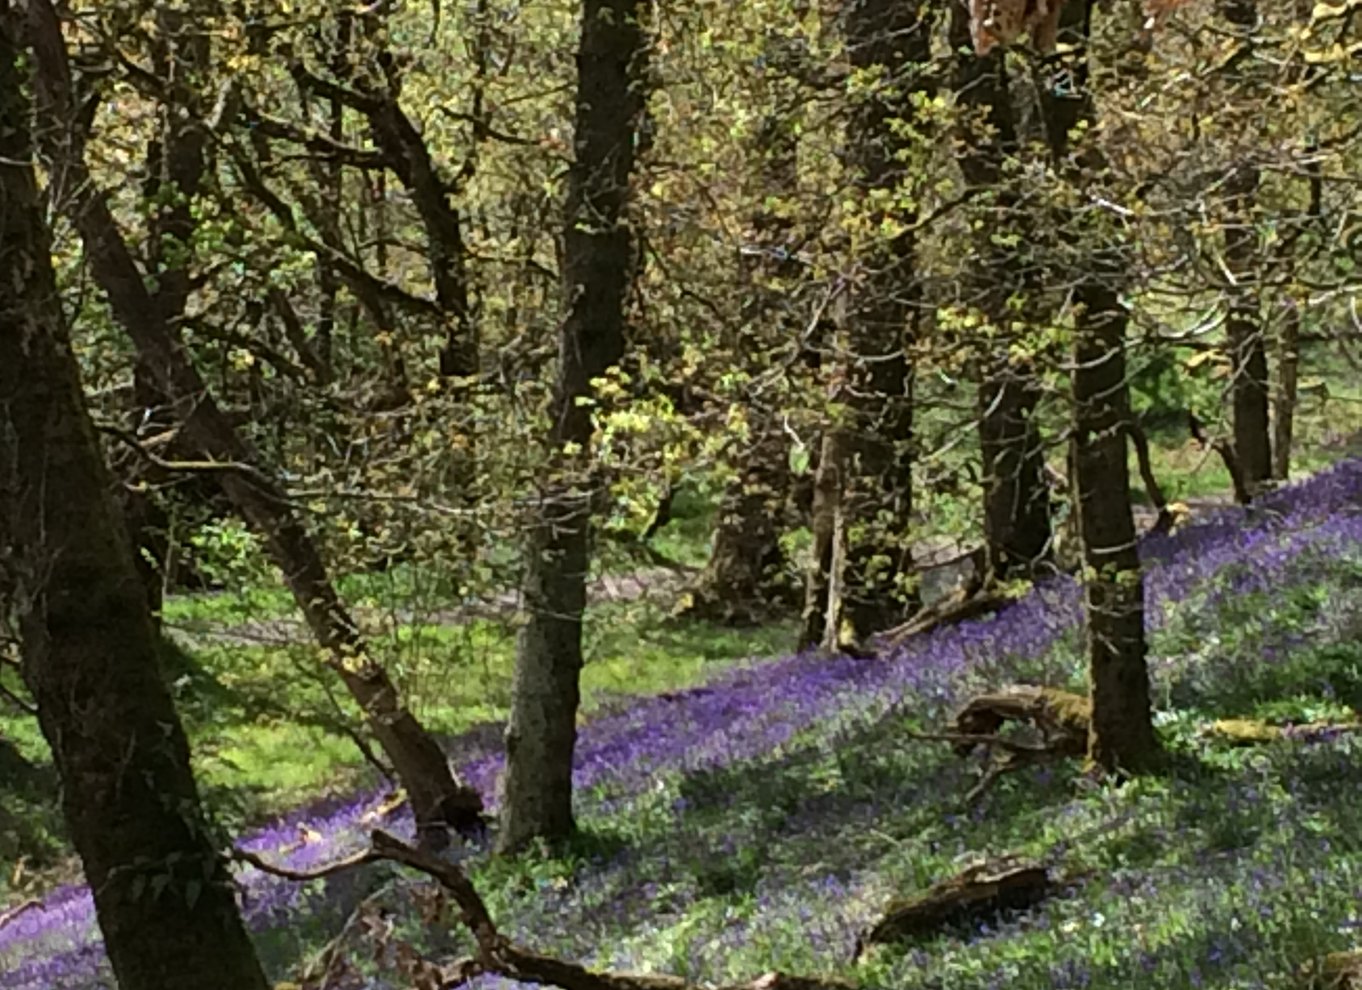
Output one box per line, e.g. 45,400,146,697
0,576,797,903
9,417,1362,986
417,508,1362,990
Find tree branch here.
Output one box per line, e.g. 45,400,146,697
236,830,856,990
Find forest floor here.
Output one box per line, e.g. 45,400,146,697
8,459,1362,989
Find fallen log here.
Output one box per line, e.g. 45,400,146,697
1301,948,1362,989
853,858,1052,960
950,685,1089,757
906,685,1090,802
874,588,1017,653
1203,718,1362,746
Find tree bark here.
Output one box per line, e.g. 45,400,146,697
686,70,802,625
686,427,793,625
1272,132,1320,481
949,3,1053,582
115,6,210,625
801,424,848,651
1219,0,1271,493
0,11,269,986
1039,0,1159,774
25,0,481,847
803,0,932,648
497,0,646,853
1273,295,1301,481
1223,163,1271,493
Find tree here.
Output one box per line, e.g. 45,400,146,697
24,0,482,849
0,7,269,986
948,0,1053,584
1218,0,1272,494
1036,0,1159,772
681,23,809,626
498,0,648,853
801,0,933,652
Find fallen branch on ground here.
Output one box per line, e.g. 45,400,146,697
874,586,1017,653
0,899,40,933
236,830,856,990
912,685,1089,802
854,858,1051,960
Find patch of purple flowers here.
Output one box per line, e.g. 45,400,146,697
5,459,1362,989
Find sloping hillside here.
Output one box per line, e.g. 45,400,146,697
7,462,1362,989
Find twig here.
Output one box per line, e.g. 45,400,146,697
0,899,41,933
903,730,1056,756
237,830,855,990
96,424,272,483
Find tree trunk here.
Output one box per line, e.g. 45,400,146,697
687,428,793,625
0,12,269,986
801,426,848,651
687,74,802,625
1220,0,1271,494
1273,131,1320,481
25,0,480,848
497,0,646,854
1039,0,1159,774
1273,295,1301,481
949,5,1053,582
115,7,209,627
978,368,1052,579
803,0,932,647
1223,164,1271,493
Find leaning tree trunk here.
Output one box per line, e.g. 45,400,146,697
0,13,269,987
1038,0,1159,773
497,0,646,854
949,1,1052,583
25,0,480,848
802,0,932,650
1220,0,1272,494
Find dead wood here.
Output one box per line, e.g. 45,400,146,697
874,586,1017,653
238,831,855,990
1203,718,1362,746
854,859,1051,959
0,899,40,933
907,685,1090,802
1301,949,1362,990
950,685,1089,757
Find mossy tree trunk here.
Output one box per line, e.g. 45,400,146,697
497,0,646,854
25,0,480,848
1039,0,1159,773
802,0,933,649
0,11,269,986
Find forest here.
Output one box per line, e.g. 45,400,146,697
2,0,1362,987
